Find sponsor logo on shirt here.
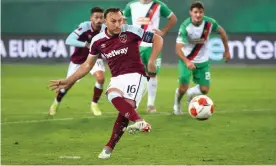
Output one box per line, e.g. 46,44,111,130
137,17,151,25
101,47,128,59
119,34,127,43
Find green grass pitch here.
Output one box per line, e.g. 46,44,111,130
1,64,276,165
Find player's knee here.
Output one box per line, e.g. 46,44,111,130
94,71,105,84
179,85,188,94
200,86,209,94
107,91,122,102
96,76,105,85
125,98,136,108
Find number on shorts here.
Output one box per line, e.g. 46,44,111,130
97,60,102,66
127,85,137,94
205,72,211,80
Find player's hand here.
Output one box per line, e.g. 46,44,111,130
49,79,74,93
186,61,196,70
148,60,157,74
85,42,90,49
153,29,165,37
223,51,231,62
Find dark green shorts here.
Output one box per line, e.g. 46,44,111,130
139,46,162,74
178,60,210,86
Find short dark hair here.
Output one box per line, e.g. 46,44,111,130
190,1,204,11
90,7,104,14
104,8,123,18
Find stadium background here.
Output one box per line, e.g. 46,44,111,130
2,0,276,64
1,0,276,165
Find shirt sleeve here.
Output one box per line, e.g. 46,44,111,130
123,2,131,18
126,24,144,38
125,24,154,43
160,1,173,18
65,32,86,47
211,18,220,32
73,22,86,36
204,16,220,32
176,24,188,44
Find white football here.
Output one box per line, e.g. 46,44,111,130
188,95,214,120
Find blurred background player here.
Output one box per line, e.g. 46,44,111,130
123,0,177,113
49,7,106,116
173,1,231,115
49,8,163,159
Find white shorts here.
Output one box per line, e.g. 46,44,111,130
66,59,105,78
107,73,147,108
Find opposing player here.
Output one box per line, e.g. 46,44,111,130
123,0,177,113
173,1,231,115
49,8,163,159
49,7,106,116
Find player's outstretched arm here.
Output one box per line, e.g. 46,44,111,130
217,27,231,62
176,43,195,70
148,34,163,73
49,55,98,93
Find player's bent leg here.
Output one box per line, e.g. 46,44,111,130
98,89,150,158
107,88,140,122
173,84,189,115
107,89,147,121
106,89,150,132
91,71,105,116
107,74,151,133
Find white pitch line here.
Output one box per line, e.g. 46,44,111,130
1,109,273,125
1,112,171,125
1,117,74,125
58,156,81,159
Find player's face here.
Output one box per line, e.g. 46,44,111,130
190,8,204,24
105,12,123,35
90,12,104,29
